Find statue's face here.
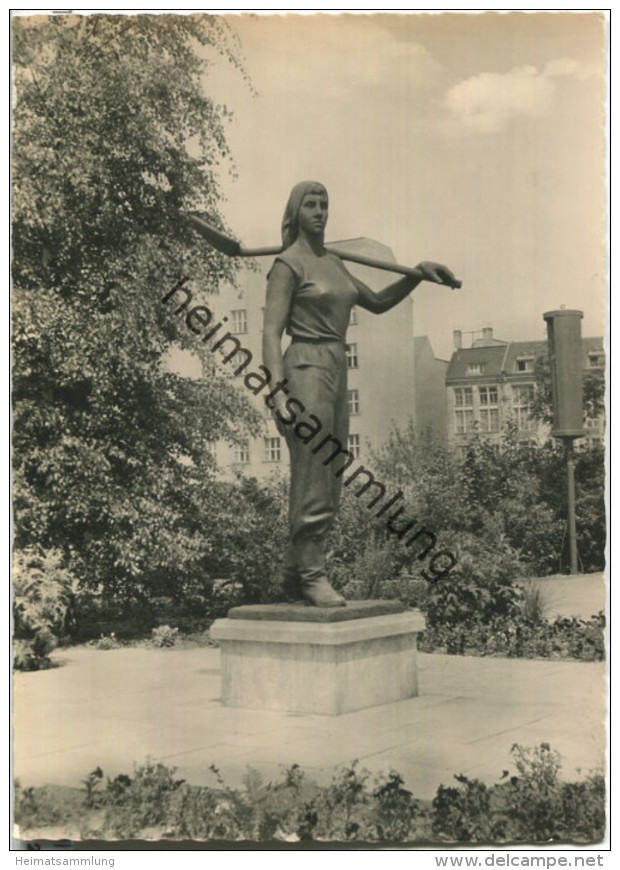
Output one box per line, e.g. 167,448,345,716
298,187,329,236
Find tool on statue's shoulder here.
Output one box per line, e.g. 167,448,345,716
181,211,462,290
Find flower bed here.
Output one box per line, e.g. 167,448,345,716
15,744,604,844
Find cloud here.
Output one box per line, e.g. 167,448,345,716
443,58,597,134
238,16,441,100
544,58,599,80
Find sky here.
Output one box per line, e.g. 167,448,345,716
200,11,607,361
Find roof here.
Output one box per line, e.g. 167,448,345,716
503,340,548,374
446,336,604,382
414,335,450,363
446,344,509,380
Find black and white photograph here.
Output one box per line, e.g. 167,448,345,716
11,9,609,851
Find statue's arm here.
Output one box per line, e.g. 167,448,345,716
352,273,421,314
262,261,295,425
352,261,458,314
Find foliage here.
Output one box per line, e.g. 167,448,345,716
82,767,104,809
329,544,400,601
420,611,605,661
521,579,548,623
432,743,605,843
94,633,122,650
15,747,605,843
13,547,79,669
423,530,524,632
12,14,261,608
200,474,289,604
432,774,500,841
151,624,179,648
358,421,604,581
101,760,186,838
531,354,605,427
14,781,75,831
500,742,564,841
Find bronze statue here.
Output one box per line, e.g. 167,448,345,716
262,181,456,606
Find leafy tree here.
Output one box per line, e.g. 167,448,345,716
531,354,605,427
12,14,261,604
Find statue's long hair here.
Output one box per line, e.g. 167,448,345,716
281,181,327,249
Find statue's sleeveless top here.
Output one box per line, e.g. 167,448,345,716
274,242,359,343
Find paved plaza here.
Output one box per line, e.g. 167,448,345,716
14,643,606,801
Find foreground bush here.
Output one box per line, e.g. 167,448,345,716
15,744,605,844
420,612,605,661
13,548,79,670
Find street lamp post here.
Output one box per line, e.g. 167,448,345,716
543,309,585,575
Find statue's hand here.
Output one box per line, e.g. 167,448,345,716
417,261,458,288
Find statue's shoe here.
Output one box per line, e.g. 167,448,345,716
276,568,302,603
301,577,346,608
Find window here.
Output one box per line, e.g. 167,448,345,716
478,385,499,433
454,387,474,434
585,415,604,434
346,343,358,369
585,415,605,447
348,389,360,415
230,309,247,334
348,433,360,459
588,352,604,369
454,387,473,407
233,440,250,464
263,436,281,462
515,357,534,373
349,307,358,326
466,363,484,376
512,383,535,431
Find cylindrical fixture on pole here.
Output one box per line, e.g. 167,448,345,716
543,309,585,438
543,309,585,575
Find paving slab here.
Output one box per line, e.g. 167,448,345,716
13,646,606,801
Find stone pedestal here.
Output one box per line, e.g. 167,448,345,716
210,600,426,716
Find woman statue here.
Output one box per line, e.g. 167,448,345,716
262,181,456,607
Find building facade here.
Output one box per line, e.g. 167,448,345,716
413,336,449,442
212,238,417,478
446,328,604,452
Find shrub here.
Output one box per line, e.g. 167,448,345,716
13,548,79,670
151,625,179,648
520,580,549,623
199,474,289,605
420,611,605,661
14,746,605,844
500,743,564,841
330,545,399,601
431,743,605,844
101,760,186,839
432,774,503,842
424,530,524,633
14,781,72,831
94,633,122,650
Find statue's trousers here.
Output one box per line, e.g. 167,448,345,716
282,339,349,582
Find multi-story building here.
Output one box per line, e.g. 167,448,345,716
446,328,605,452
212,238,417,478
413,336,449,442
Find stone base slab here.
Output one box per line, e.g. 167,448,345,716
210,606,426,716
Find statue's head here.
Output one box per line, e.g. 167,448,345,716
281,181,328,248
